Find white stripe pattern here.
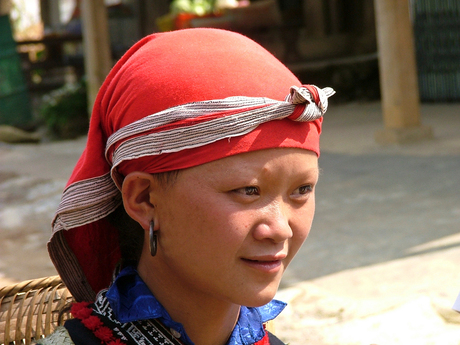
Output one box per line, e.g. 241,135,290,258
53,173,122,232
52,85,335,234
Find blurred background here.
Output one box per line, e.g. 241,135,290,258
1,1,460,344
1,0,459,137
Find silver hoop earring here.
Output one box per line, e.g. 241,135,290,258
149,220,158,257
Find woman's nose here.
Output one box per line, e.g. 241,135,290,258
252,201,293,243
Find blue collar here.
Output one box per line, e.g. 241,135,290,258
106,266,286,345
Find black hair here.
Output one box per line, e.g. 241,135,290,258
108,204,144,268
108,170,181,268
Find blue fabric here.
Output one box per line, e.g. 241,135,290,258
106,266,286,345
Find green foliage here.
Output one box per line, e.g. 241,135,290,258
39,80,89,139
170,0,217,16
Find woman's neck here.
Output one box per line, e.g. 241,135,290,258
138,259,240,345
174,302,240,345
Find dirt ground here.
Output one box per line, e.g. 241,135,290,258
0,137,85,283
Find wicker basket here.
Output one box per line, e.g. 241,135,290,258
0,276,73,345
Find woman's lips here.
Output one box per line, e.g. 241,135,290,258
241,255,285,273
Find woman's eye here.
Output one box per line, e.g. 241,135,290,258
244,186,259,195
295,184,313,195
234,186,259,196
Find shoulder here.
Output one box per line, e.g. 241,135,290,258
33,326,75,345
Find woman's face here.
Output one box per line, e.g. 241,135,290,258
149,148,318,308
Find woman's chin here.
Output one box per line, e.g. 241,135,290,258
238,284,280,307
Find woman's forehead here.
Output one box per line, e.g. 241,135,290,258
182,148,318,177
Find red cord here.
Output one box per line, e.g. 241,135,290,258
71,302,127,345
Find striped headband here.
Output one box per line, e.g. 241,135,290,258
53,85,334,234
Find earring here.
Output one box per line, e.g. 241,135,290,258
149,220,158,257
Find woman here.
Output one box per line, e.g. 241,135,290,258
38,28,334,345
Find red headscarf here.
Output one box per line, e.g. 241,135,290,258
48,28,334,301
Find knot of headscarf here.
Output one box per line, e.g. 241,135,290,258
287,85,335,120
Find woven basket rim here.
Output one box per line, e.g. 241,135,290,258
0,275,64,298
1,275,73,345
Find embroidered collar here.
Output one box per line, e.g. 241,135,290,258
106,266,286,345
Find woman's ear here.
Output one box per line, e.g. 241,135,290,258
121,171,157,231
